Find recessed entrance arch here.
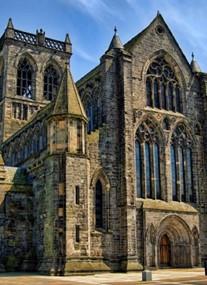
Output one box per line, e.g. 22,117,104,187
160,234,171,267
157,215,193,268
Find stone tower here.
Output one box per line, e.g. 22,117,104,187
0,18,71,144
0,12,207,274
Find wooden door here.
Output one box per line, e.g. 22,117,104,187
160,234,171,266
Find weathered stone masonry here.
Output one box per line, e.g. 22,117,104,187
0,12,206,274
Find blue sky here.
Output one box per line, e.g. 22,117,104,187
0,0,207,81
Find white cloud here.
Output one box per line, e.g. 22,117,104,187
58,0,118,23
74,46,98,62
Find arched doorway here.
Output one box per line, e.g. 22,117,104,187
157,215,194,268
160,234,171,267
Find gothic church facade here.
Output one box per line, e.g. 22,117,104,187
0,13,206,274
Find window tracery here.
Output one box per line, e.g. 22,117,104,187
135,120,161,199
17,58,33,98
43,65,59,101
170,124,194,202
146,57,181,112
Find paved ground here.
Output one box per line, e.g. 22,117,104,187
0,268,206,285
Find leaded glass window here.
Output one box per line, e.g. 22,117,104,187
135,141,142,197
95,179,103,229
17,59,33,98
154,143,161,199
43,65,59,101
170,125,194,202
146,57,181,112
135,120,161,199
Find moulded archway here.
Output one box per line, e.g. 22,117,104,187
157,215,193,268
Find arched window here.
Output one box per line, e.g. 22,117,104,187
170,125,194,202
43,65,60,101
95,179,103,229
145,142,152,198
135,140,142,197
146,57,181,113
17,58,33,98
135,120,161,199
154,143,161,199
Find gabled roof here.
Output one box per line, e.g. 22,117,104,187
53,63,87,120
124,12,192,71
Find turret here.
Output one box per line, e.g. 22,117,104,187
191,52,201,74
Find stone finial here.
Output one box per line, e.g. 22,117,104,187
5,18,14,38
65,33,72,54
36,28,45,45
7,18,14,29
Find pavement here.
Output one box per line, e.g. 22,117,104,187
0,268,206,285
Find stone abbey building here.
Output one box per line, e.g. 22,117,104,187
0,12,206,274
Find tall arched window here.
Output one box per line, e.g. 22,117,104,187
95,179,103,229
170,125,194,202
135,120,161,199
43,65,60,101
154,143,161,199
135,140,142,197
146,57,181,113
17,58,33,99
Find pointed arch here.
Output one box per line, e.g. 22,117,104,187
143,50,186,113
15,53,37,100
157,214,195,267
143,49,186,89
170,121,194,202
135,115,164,199
42,59,62,101
91,168,110,231
14,52,38,71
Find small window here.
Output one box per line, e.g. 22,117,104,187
75,185,80,205
75,225,80,243
95,179,103,228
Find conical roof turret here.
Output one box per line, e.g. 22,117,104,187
191,53,201,73
52,62,87,120
108,27,124,50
